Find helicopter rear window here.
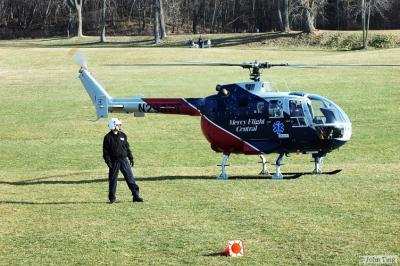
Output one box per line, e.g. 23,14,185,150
289,100,306,127
289,100,304,117
245,84,255,90
268,100,283,118
256,101,266,114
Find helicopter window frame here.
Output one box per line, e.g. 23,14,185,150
268,99,284,119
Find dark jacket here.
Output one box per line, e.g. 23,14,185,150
103,131,133,165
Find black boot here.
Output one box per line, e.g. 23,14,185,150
133,196,143,202
132,191,143,202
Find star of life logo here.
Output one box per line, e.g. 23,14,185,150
273,121,285,134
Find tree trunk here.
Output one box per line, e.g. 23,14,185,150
159,0,167,38
303,7,315,33
76,0,83,37
210,0,217,33
365,0,371,49
128,0,136,23
362,0,366,48
153,0,160,44
67,7,73,38
192,1,199,34
276,0,283,32
100,0,106,43
142,9,146,31
281,0,290,32
336,0,340,30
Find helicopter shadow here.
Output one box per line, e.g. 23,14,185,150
0,169,344,186
0,200,106,205
0,173,308,186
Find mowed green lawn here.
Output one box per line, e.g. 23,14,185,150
0,41,399,265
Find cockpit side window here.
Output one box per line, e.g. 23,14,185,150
268,100,283,118
309,99,327,124
307,95,351,126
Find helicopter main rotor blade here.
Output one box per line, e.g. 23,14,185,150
104,62,244,67
286,63,400,68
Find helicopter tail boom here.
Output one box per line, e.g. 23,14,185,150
79,68,201,119
79,68,112,120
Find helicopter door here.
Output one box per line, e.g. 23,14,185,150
267,99,288,141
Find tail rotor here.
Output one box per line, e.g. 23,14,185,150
68,48,87,69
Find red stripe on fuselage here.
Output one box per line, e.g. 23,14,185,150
200,116,259,154
143,98,200,116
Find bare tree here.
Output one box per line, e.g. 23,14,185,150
167,0,181,33
291,0,327,33
279,0,290,32
192,0,200,34
67,0,85,37
153,0,161,44
302,3,316,33
100,0,107,43
159,0,167,38
361,0,394,49
1,0,400,39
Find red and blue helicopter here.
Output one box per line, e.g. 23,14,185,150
78,59,391,179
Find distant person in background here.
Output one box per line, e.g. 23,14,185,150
207,39,211,48
198,35,204,48
103,118,143,204
188,39,198,48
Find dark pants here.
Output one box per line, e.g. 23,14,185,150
108,158,140,201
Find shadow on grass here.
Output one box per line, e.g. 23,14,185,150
0,173,312,186
0,32,304,49
0,200,106,205
204,251,227,256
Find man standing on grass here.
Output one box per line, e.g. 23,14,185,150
103,118,143,204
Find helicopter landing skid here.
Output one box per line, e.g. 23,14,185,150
259,154,269,176
217,154,230,180
271,169,342,179
272,153,284,179
312,156,323,174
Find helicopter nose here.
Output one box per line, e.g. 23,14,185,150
342,123,352,141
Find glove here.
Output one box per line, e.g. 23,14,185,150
106,162,113,169
129,158,134,167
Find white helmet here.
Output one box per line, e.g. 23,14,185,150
108,118,122,130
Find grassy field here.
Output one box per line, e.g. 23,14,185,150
0,36,399,265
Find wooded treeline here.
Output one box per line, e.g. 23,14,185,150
0,0,399,39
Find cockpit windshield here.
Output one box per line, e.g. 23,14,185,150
307,95,350,125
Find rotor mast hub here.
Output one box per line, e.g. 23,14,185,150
241,61,288,81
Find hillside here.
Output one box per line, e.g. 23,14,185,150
1,30,400,50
